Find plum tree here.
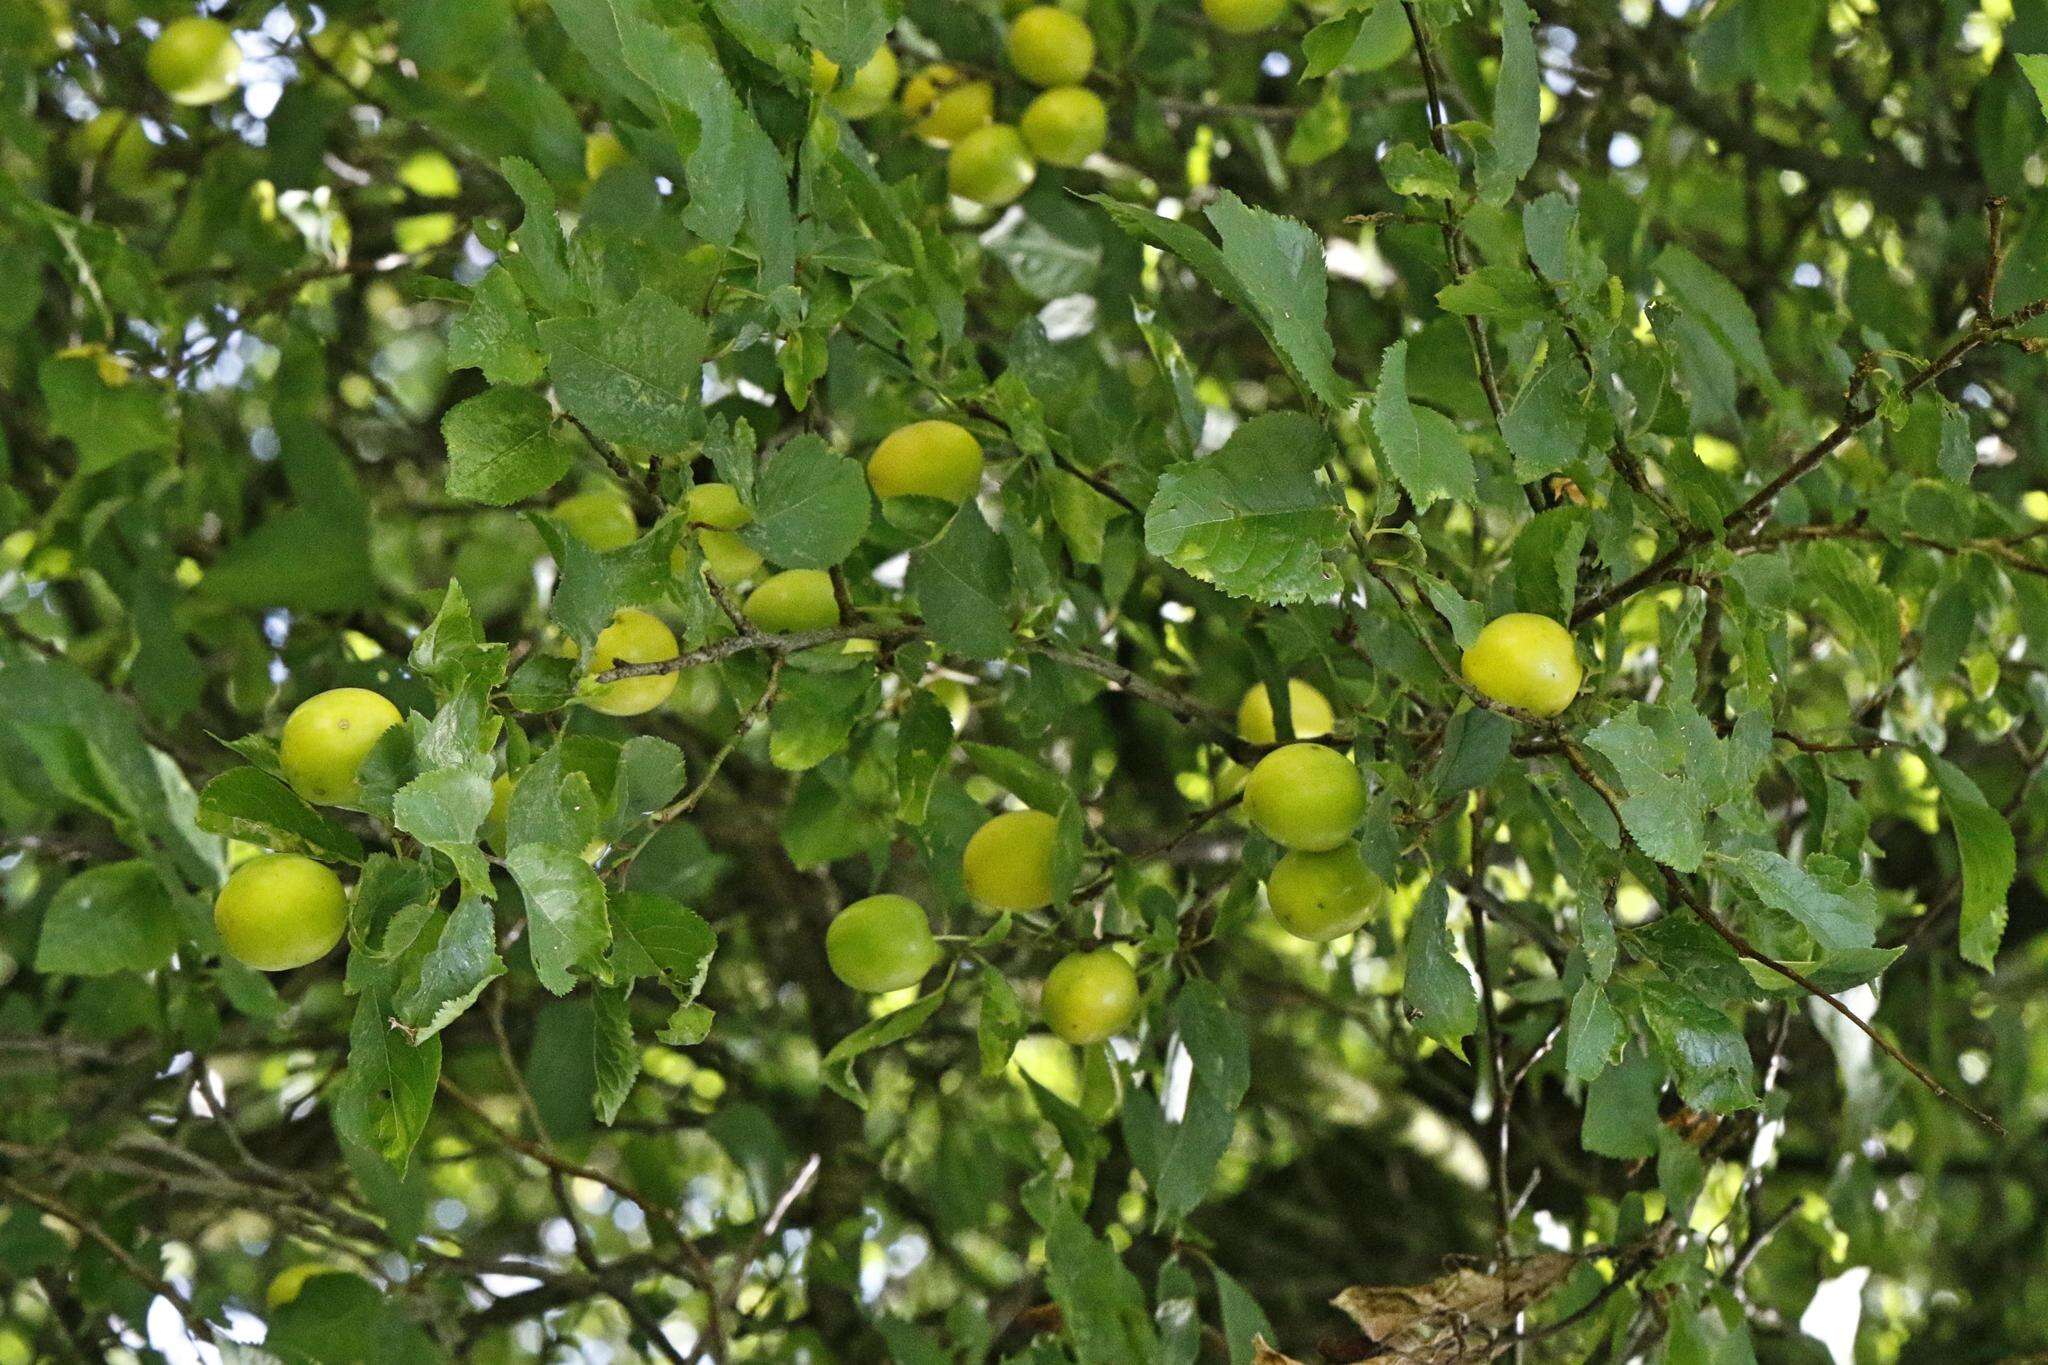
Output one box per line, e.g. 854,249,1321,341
554,489,638,551
900,65,994,145
1243,743,1365,851
811,46,898,120
963,808,1060,911
146,16,241,105
279,687,403,806
585,609,680,716
744,569,840,633
1041,948,1139,1045
1235,678,1336,745
213,854,348,972
1460,613,1582,717
866,419,985,503
826,894,942,993
1265,845,1384,941
1007,7,1095,88
1202,0,1291,35
948,125,1036,206
1019,87,1107,168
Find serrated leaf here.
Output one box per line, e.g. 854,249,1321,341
1477,0,1539,204
1928,753,2014,970
1724,848,1877,954
539,290,707,450
442,387,576,506
738,434,872,569
1565,979,1625,1082
907,500,1013,659
396,898,505,1042
1653,245,1774,387
1145,411,1345,603
1403,879,1477,1056
1371,340,1477,509
822,978,950,1105
1203,191,1349,411
337,983,440,1171
608,891,716,1002
1582,707,1708,872
197,767,366,864
392,758,495,895
591,983,641,1124
508,844,613,995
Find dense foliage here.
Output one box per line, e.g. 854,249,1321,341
7,0,2048,1360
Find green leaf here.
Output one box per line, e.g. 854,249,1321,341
1928,754,2014,970
1144,411,1346,604
822,978,950,1105
442,387,576,506
908,500,1014,659
1500,359,1592,480
392,758,495,895
1203,191,1349,411
610,735,687,836
1582,1047,1662,1159
1653,245,1774,387
962,743,1071,813
539,289,707,450
1371,340,1477,509
608,890,716,1002
1638,978,1757,1113
1380,143,1461,199
1510,505,1590,620
498,156,573,310
1121,981,1249,1226
197,767,366,865
1565,979,1626,1082
1582,706,1708,872
395,898,506,1043
896,686,956,825
737,434,872,569
508,844,614,995
1091,195,1346,412
1723,848,1877,954
1025,1177,1163,1362
978,968,1028,1078
1302,1,1411,78
771,665,877,771
1433,706,1513,798
34,862,178,977
591,983,642,1124
1402,879,1477,1056
1477,0,1540,204
796,0,890,72
448,266,544,386
1436,265,1548,322
39,353,173,471
337,983,441,1171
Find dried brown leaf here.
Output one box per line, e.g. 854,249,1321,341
1328,1254,1577,1363
1251,1338,1307,1365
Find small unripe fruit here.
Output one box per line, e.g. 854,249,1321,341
827,894,941,993
744,569,840,634
1007,6,1094,88
963,808,1059,912
1236,678,1336,745
1202,0,1290,35
1266,845,1384,941
900,65,994,145
1020,86,1107,168
214,853,348,972
948,124,1036,206
147,17,242,106
1042,948,1139,1045
554,490,638,551
1460,613,1582,717
1243,743,1365,851
279,688,403,806
867,419,985,503
584,129,630,181
811,45,898,120
675,482,764,582
586,609,680,716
